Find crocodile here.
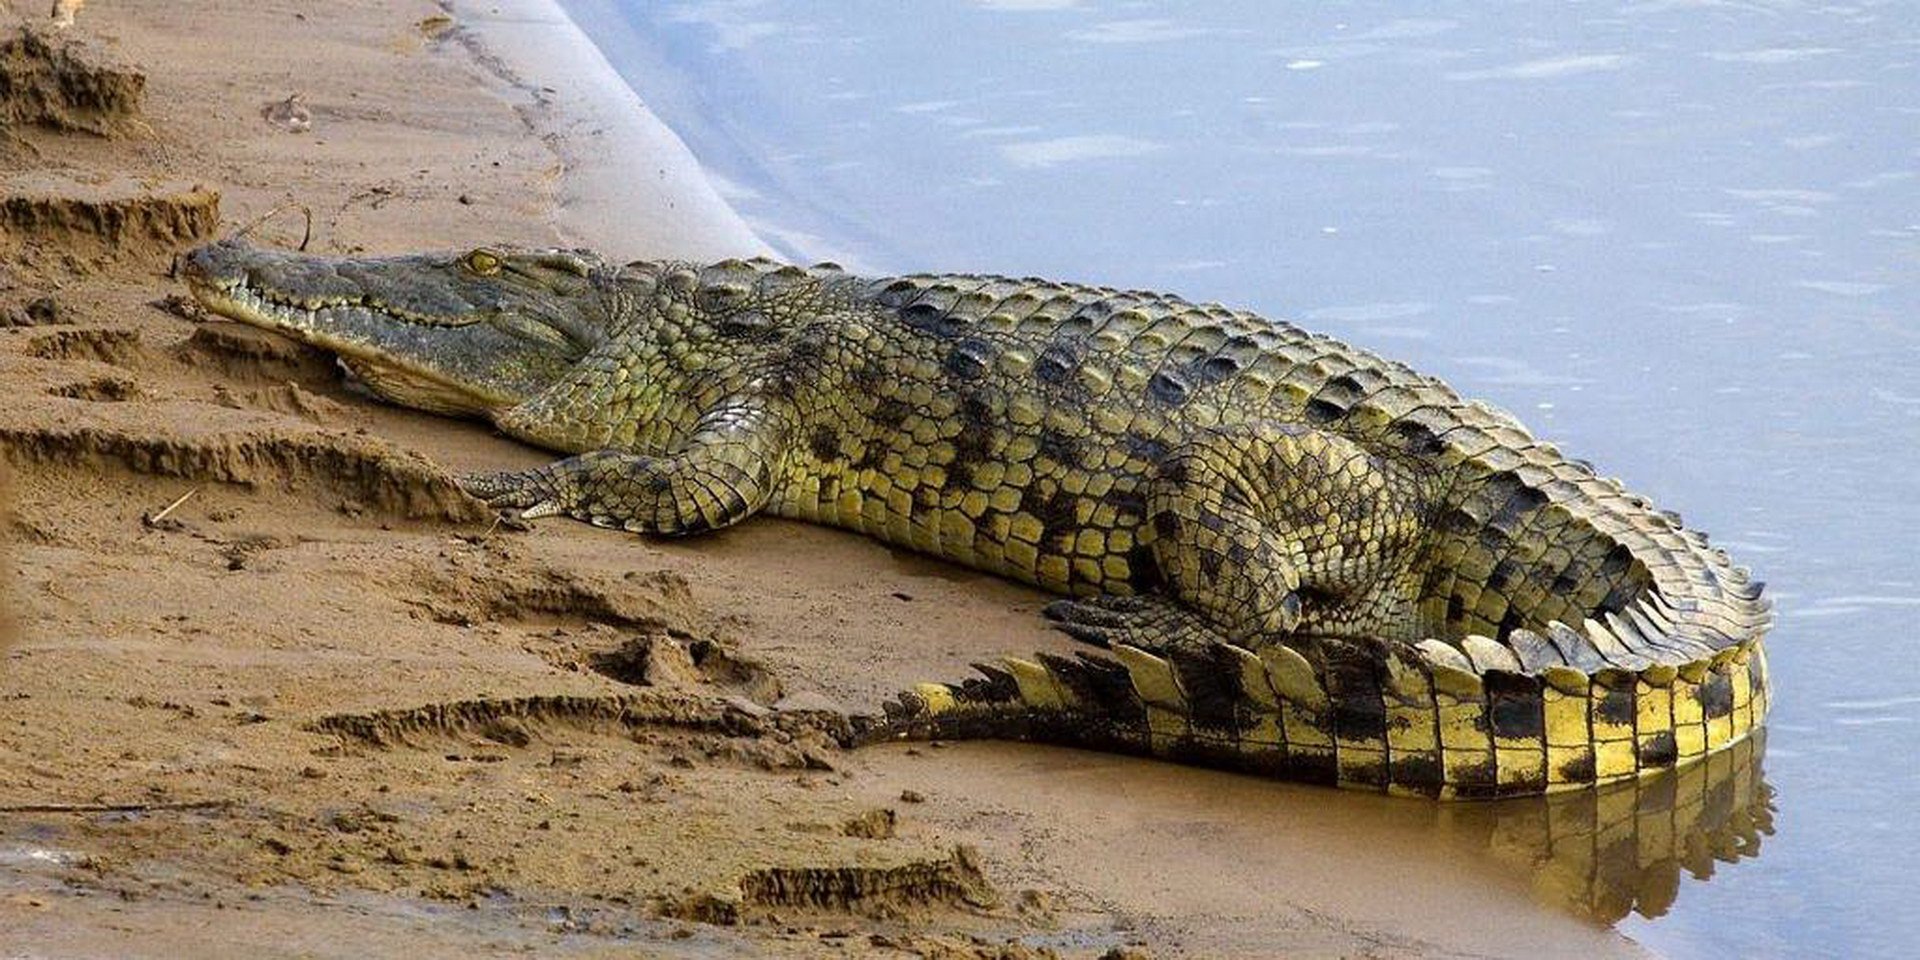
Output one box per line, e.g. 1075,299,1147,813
181,238,1772,799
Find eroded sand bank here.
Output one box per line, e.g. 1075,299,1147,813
0,1,1715,955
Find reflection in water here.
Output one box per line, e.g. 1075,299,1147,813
1456,730,1772,923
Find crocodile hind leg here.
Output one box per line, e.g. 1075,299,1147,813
1043,422,1435,652
462,398,792,535
869,423,1437,772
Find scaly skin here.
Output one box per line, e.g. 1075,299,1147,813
182,239,1772,799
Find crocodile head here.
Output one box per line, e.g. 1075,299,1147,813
182,239,611,417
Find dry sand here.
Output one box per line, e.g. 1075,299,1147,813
0,2,1702,956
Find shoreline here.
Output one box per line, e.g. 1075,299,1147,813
449,0,774,262
0,2,1663,957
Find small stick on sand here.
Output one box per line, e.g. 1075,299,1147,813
0,799,232,814
143,487,197,527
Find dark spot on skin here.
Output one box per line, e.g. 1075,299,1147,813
1105,483,1147,520
849,445,885,471
1600,542,1636,578
1477,524,1508,552
1036,342,1080,384
1320,374,1363,406
1448,757,1502,796
769,370,799,402
717,311,775,340
1147,370,1191,406
788,326,829,363
952,420,995,470
1068,299,1114,323
1226,540,1254,565
1597,684,1635,725
1322,641,1387,741
901,302,966,339
872,398,912,429
1487,559,1519,592
1551,566,1586,596
960,392,995,427
1159,458,1190,486
1153,512,1181,539
1698,671,1735,718
807,426,842,463
1039,653,1144,724
1124,431,1170,464
1169,646,1244,732
1446,594,1467,624
851,361,885,392
1282,749,1339,787
1304,398,1345,423
952,662,1019,705
1031,490,1080,550
875,278,920,308
1600,581,1641,614
1496,607,1527,639
1393,419,1447,458
1192,353,1242,387
1485,672,1544,739
1491,485,1550,535
1477,472,1523,514
1342,757,1391,790
1037,426,1082,466
1390,754,1445,796
943,338,995,380
1556,750,1597,784
1438,506,1476,536
1126,544,1162,593
942,460,975,493
1199,550,1223,579
1278,499,1325,530
1637,730,1678,768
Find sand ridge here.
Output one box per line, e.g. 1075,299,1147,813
0,2,1690,956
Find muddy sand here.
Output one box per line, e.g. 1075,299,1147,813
0,3,1767,957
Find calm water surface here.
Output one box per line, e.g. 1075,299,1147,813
562,2,1918,956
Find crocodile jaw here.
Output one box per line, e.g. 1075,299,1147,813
182,239,596,417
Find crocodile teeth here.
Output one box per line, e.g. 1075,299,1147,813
1113,645,1185,711
1460,634,1521,674
1258,644,1326,709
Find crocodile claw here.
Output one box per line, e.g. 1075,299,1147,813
459,468,564,520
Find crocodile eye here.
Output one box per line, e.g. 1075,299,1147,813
462,249,502,276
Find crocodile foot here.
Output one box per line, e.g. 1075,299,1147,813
1042,594,1226,652
459,465,567,521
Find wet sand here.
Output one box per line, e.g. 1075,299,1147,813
0,1,1692,956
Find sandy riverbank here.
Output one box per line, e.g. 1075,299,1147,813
0,1,1697,956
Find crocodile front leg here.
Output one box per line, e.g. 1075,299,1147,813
463,397,793,535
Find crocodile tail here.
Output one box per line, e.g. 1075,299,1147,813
859,622,1771,799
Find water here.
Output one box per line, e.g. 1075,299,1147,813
560,2,1919,955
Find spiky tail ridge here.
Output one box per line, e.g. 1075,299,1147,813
862,601,1770,800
